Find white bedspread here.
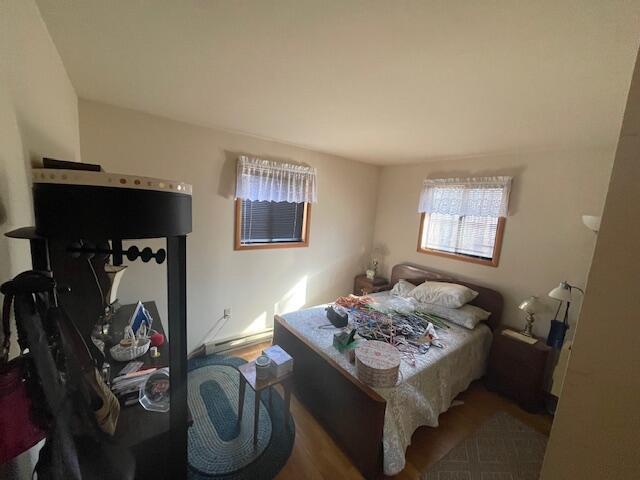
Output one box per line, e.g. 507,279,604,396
280,292,492,475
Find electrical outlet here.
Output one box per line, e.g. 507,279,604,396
223,308,232,319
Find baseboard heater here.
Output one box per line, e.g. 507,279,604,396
204,328,273,355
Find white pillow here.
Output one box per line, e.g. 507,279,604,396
390,279,415,297
416,302,491,330
408,281,478,308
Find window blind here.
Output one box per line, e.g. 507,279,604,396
241,199,305,244
424,213,499,259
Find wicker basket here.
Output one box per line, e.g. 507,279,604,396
355,340,400,388
110,338,150,362
110,325,151,361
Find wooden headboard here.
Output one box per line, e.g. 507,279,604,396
390,263,503,331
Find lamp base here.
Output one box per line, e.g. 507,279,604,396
521,314,534,337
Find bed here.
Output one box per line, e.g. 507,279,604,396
273,263,503,478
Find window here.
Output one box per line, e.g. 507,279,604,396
418,213,505,265
235,199,310,249
234,155,316,250
417,177,511,267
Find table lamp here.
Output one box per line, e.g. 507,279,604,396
518,296,538,337
547,281,584,349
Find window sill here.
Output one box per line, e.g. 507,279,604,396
416,246,499,267
234,240,309,251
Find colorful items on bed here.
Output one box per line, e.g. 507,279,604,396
348,305,446,363
330,290,469,361
335,294,373,309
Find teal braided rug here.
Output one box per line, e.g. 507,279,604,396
187,355,295,480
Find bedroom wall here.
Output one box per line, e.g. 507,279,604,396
0,0,80,343
372,148,614,338
0,1,79,477
78,99,379,351
0,0,80,276
541,50,640,480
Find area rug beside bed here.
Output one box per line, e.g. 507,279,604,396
422,411,548,480
187,354,295,480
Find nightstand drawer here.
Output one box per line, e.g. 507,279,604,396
490,351,533,378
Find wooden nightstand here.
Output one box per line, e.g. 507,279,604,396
353,274,390,295
485,328,551,412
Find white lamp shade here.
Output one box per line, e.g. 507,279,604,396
549,282,572,302
582,215,601,232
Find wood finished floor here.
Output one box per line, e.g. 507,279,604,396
230,341,553,480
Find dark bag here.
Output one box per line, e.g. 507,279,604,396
0,277,47,464
0,271,134,480
0,358,47,464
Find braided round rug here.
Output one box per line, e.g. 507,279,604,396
187,354,295,480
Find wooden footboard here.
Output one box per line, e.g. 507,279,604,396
274,315,386,479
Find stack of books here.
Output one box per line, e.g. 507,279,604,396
111,365,160,407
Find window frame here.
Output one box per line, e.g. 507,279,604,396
234,198,311,250
416,212,506,267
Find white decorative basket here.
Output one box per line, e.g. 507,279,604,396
110,326,151,362
355,340,400,388
110,338,150,362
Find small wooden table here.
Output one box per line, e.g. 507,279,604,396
237,361,293,444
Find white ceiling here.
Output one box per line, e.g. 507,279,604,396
37,0,640,165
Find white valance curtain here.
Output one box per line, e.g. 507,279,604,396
235,155,318,203
418,176,512,217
